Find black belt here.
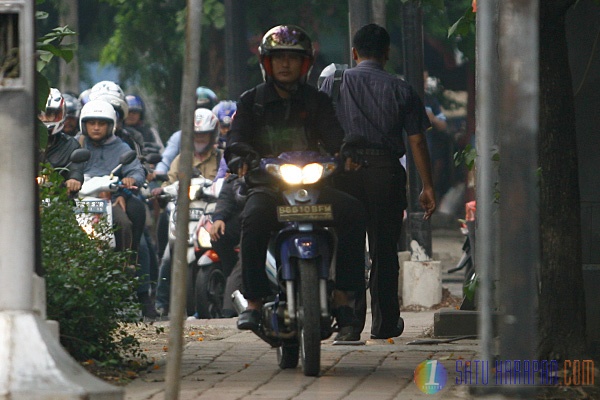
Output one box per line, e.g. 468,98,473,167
354,148,391,156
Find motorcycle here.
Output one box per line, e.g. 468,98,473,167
231,150,339,377
75,150,138,246
447,200,477,310
161,175,226,318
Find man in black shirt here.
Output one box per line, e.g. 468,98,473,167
227,25,366,340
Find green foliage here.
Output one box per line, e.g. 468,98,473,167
39,164,143,363
454,143,477,170
35,6,76,149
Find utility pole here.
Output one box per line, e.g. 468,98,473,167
497,0,539,396
475,0,500,388
164,1,202,399
0,1,122,397
224,0,248,99
348,0,371,66
400,1,432,258
58,0,79,94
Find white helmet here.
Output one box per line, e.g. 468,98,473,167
89,80,129,120
193,108,219,153
194,108,219,137
79,99,117,142
39,88,66,135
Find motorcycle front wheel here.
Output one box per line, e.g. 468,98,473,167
195,263,226,319
297,259,321,377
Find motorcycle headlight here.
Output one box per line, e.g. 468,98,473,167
197,226,212,248
189,184,201,200
266,162,336,185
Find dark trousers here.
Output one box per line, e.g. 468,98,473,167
334,155,407,337
240,185,366,300
112,195,146,265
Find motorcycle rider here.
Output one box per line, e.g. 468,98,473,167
66,99,151,314
153,108,224,317
151,86,219,180
61,92,82,137
38,88,84,194
124,94,165,155
227,24,367,340
212,100,237,149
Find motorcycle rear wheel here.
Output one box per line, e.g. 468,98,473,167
298,259,321,377
195,264,226,319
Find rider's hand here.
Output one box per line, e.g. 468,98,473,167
344,157,362,172
121,177,136,189
65,179,81,195
419,186,436,220
210,220,226,241
151,187,164,197
114,195,127,211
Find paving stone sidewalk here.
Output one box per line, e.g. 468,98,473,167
124,310,479,400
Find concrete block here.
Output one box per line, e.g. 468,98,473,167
32,274,46,319
433,308,500,338
402,260,442,307
434,308,478,337
0,311,123,399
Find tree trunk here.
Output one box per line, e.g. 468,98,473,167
538,0,587,360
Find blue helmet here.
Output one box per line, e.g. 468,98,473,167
126,94,145,118
195,86,218,109
212,100,237,128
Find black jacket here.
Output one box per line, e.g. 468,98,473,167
43,132,84,183
227,81,345,158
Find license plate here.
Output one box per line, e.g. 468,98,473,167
277,204,333,222
189,208,203,221
74,200,108,214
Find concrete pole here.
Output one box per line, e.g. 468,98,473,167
348,0,371,66
400,1,432,259
497,0,539,395
224,0,248,99
164,1,202,399
58,0,79,94
0,1,122,398
475,0,500,376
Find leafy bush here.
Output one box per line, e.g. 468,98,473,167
39,164,143,363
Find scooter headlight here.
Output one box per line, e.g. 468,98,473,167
189,184,201,200
197,226,212,248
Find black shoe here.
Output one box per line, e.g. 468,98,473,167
236,309,261,330
370,318,405,339
333,306,361,341
334,326,361,342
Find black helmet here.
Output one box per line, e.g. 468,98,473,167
258,25,314,83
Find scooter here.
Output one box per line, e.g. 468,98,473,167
188,183,227,319
447,200,477,310
161,175,226,318
75,150,138,246
231,150,339,377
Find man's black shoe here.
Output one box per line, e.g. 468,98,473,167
236,309,261,330
370,317,405,339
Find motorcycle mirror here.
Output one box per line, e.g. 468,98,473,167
119,150,138,166
143,152,162,165
69,148,91,164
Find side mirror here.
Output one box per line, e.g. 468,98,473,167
143,152,162,165
70,148,91,164
119,150,138,166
